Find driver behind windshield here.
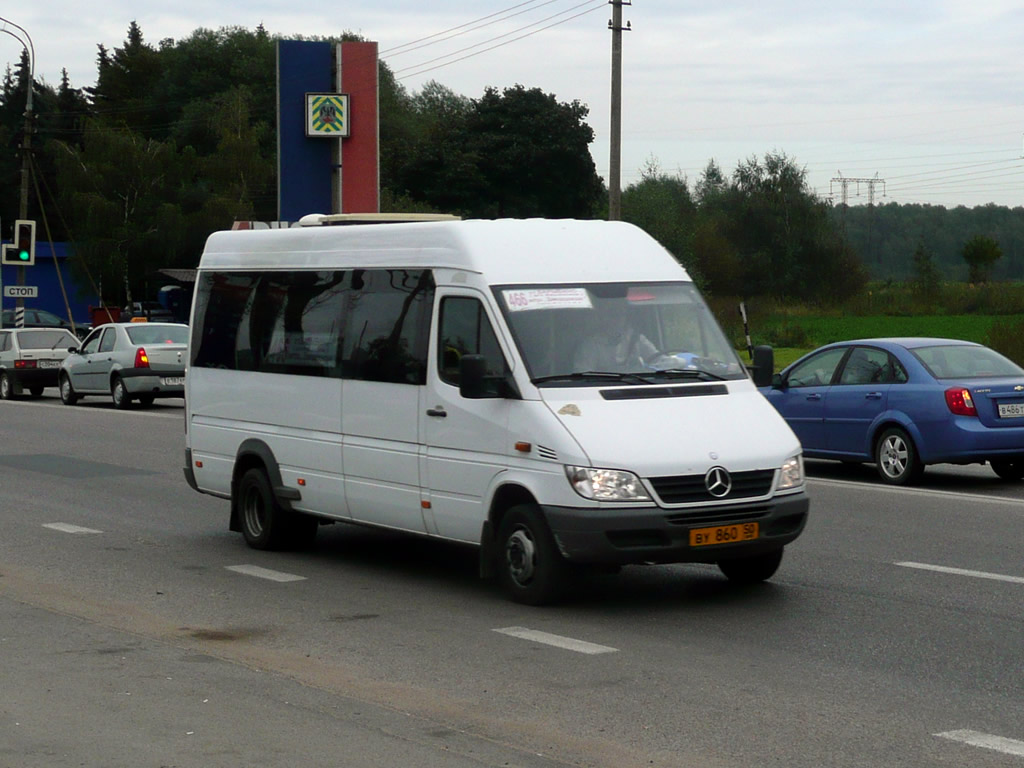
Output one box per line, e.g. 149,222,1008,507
573,301,658,373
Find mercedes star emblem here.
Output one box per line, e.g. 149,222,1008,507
704,466,732,498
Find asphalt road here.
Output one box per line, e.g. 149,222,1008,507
1,393,1022,767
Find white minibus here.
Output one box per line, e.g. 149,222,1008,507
184,217,808,604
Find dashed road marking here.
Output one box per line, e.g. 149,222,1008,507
896,561,1024,585
493,626,618,654
809,477,1024,507
936,729,1024,757
43,522,103,534
225,565,307,583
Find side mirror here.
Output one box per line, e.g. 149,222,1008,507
68,347,79,354
459,354,489,399
459,354,519,400
771,372,786,389
751,345,775,387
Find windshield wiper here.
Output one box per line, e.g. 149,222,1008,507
531,371,653,385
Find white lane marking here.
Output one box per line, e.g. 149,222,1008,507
936,729,1024,757
896,561,1024,585
225,565,306,583
809,477,1024,507
493,626,618,655
3,399,183,418
43,523,103,534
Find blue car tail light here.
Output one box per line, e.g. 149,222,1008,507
945,387,977,416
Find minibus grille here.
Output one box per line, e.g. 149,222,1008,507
649,469,775,504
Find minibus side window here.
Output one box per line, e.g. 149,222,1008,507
244,271,347,377
438,297,505,387
193,272,259,370
194,271,346,377
342,269,434,385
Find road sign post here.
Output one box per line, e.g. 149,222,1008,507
3,285,37,299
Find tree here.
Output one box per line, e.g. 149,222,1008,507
911,240,941,300
694,152,867,302
399,84,603,219
961,234,1002,284
694,160,727,205
621,158,697,281
52,122,195,303
90,22,163,135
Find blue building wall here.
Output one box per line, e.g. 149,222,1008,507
277,40,334,221
1,241,96,325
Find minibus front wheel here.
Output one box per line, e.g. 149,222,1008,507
717,548,784,585
496,505,568,605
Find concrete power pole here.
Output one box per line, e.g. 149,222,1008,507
607,1,630,220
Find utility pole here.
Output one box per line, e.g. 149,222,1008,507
1,17,34,326
607,1,630,221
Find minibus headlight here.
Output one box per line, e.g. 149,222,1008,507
776,455,804,490
565,466,650,501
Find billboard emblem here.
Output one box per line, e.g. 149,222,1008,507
306,93,350,137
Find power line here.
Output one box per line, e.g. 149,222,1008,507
394,0,605,79
381,0,563,58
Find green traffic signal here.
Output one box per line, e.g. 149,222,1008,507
9,220,35,265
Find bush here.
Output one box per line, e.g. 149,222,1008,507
985,319,1024,366
766,323,811,348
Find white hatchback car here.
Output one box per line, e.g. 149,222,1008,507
0,327,81,399
60,322,188,408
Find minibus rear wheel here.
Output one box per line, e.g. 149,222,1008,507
496,505,568,605
238,468,290,550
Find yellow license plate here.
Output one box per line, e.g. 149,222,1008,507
690,522,759,547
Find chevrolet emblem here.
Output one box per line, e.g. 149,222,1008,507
1016,386,1024,391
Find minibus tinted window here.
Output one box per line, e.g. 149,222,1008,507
192,272,259,370
342,270,434,384
193,271,346,377
194,269,433,382
239,272,347,376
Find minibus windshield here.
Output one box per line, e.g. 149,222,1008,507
494,282,748,385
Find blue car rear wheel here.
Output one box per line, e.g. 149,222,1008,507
991,458,1024,481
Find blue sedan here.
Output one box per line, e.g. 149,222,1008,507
760,337,1024,484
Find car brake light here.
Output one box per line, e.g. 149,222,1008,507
134,347,150,368
13,359,37,369
945,387,977,416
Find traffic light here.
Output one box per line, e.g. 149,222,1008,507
4,219,36,266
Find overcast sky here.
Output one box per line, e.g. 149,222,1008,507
5,1,1024,208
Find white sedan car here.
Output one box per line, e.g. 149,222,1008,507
0,327,80,399
59,322,188,408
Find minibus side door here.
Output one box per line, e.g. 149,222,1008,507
422,292,513,543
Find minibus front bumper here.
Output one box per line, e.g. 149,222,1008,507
541,492,809,565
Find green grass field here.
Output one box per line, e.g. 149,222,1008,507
733,314,1024,372
759,314,1016,347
